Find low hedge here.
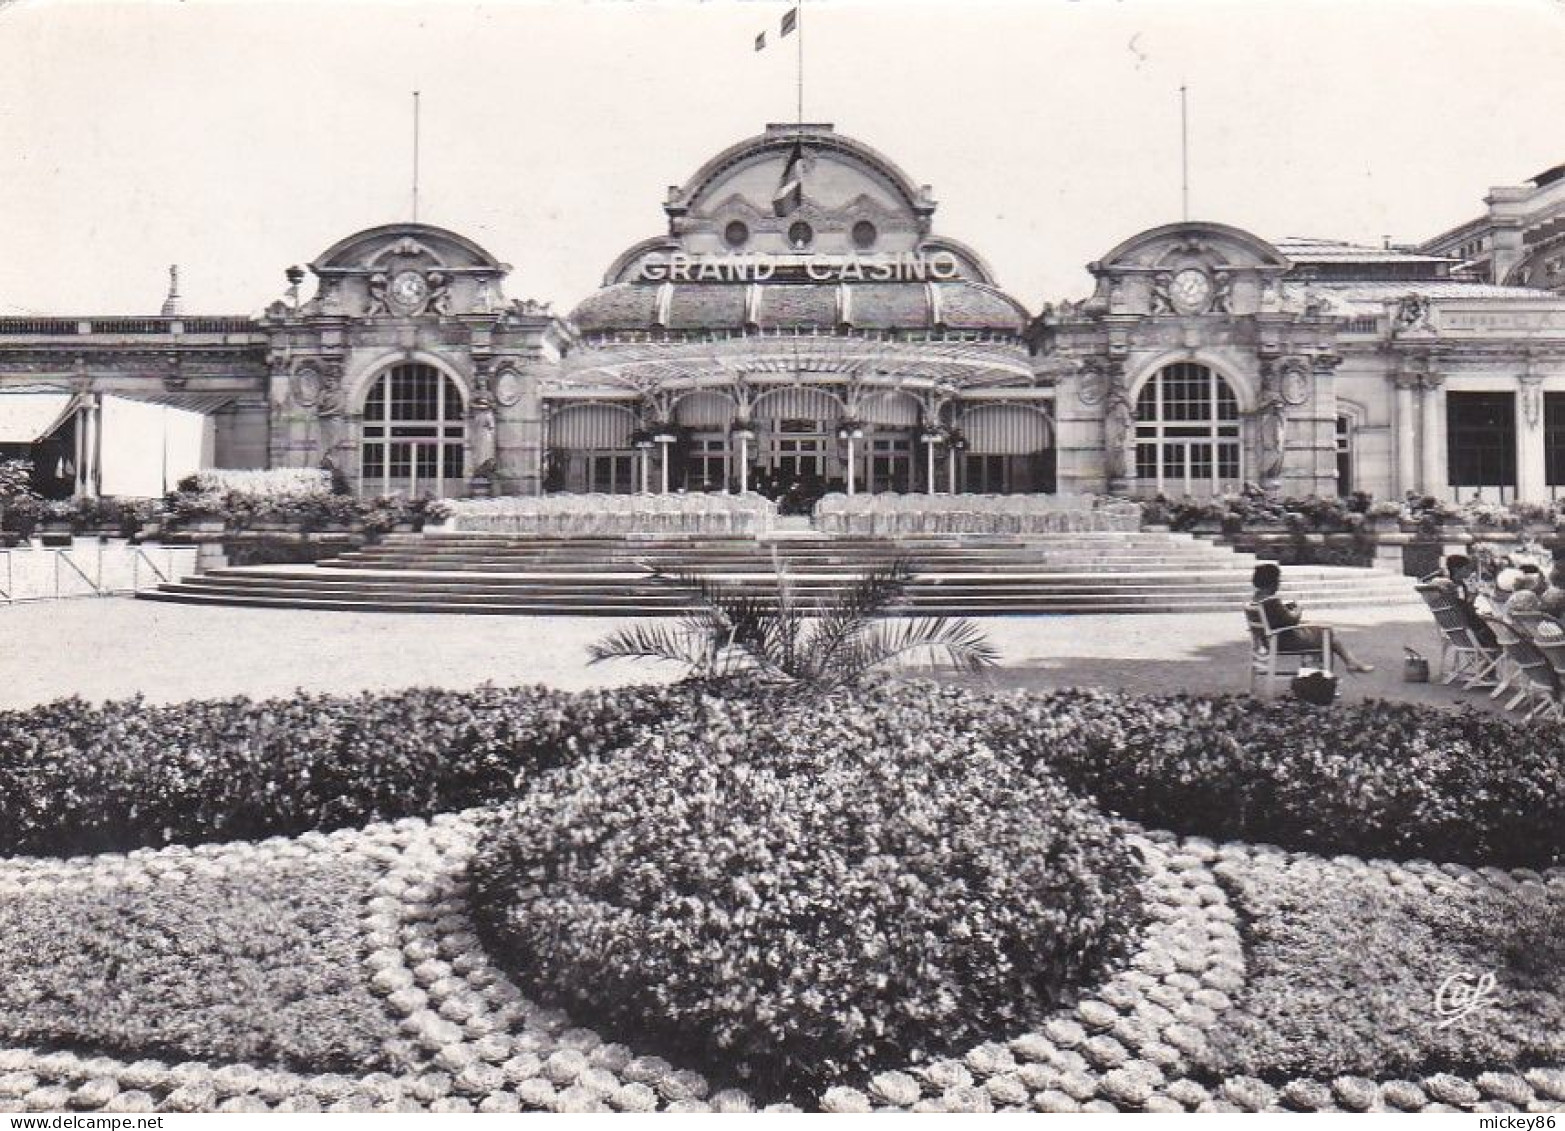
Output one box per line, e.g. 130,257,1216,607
5,678,1561,867
470,687,1145,1099
0,684,695,857
897,684,1565,868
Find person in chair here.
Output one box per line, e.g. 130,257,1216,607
1252,563,1375,673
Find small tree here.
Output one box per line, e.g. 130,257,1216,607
588,553,999,690
0,458,37,534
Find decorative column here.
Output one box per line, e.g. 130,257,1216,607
1419,369,1446,498
1517,372,1546,503
1101,361,1133,495
1393,370,1418,496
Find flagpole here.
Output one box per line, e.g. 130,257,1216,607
412,90,421,223
1179,81,1189,221
796,0,804,129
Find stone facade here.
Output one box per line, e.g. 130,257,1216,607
4,126,1565,504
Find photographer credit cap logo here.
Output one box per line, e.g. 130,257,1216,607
1434,970,1497,1029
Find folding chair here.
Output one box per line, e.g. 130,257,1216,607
1526,617,1565,723
1414,583,1501,691
1244,604,1334,699
1481,615,1562,720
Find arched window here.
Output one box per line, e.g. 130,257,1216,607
1133,362,1241,496
360,363,466,497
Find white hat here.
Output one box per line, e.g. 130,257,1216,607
1495,568,1522,593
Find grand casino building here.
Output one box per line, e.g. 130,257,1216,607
6,123,1565,504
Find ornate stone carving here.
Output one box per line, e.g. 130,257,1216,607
366,273,390,317
1257,358,1289,485
1077,355,1110,406
1278,355,1312,407
426,271,453,317
316,360,345,418
470,370,497,473
1521,374,1544,429
1210,271,1233,314
1392,293,1434,333
493,366,524,408
1150,272,1175,315
292,363,323,408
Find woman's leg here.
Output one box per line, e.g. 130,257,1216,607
1330,634,1374,672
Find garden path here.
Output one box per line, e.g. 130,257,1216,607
0,597,1487,713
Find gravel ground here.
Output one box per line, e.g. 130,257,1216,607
0,596,1484,712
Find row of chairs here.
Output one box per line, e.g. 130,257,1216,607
1415,583,1565,722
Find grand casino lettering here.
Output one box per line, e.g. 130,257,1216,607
638,251,963,284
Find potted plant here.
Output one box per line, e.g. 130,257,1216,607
1366,499,1403,534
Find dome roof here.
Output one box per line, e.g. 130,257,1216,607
570,279,1027,337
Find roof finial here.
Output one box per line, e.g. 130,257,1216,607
160,264,183,317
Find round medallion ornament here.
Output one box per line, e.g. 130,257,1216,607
1170,268,1213,314
389,270,429,311
494,369,523,407
1280,359,1312,406
1076,364,1108,407
292,366,322,407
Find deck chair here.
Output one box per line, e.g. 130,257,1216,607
1414,582,1501,691
1481,615,1561,720
1244,604,1334,699
1525,617,1565,723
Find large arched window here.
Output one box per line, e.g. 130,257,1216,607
1133,362,1241,496
361,364,466,497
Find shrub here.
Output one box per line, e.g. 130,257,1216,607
470,687,1145,1098
0,683,698,856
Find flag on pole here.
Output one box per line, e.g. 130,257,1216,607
780,7,798,36
754,31,766,51
773,140,805,216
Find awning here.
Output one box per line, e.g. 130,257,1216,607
0,390,76,444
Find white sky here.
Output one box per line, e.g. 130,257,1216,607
1,0,1563,316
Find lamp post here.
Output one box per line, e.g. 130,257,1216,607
920,426,947,496
731,420,756,494
836,419,865,496
947,428,967,495
653,428,677,494
632,431,654,495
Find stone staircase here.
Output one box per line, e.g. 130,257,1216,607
136,531,1421,616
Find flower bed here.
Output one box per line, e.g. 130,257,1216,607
0,810,1560,1113
470,690,1145,1100
0,855,400,1074
0,684,696,857
1198,853,1565,1083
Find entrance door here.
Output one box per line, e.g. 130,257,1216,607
378,437,459,498
869,438,913,493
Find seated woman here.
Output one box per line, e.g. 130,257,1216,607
1251,563,1375,673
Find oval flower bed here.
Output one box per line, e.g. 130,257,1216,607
471,690,1146,1101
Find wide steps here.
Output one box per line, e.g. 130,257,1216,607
140,529,1418,617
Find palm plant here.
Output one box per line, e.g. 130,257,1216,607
587,551,999,689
